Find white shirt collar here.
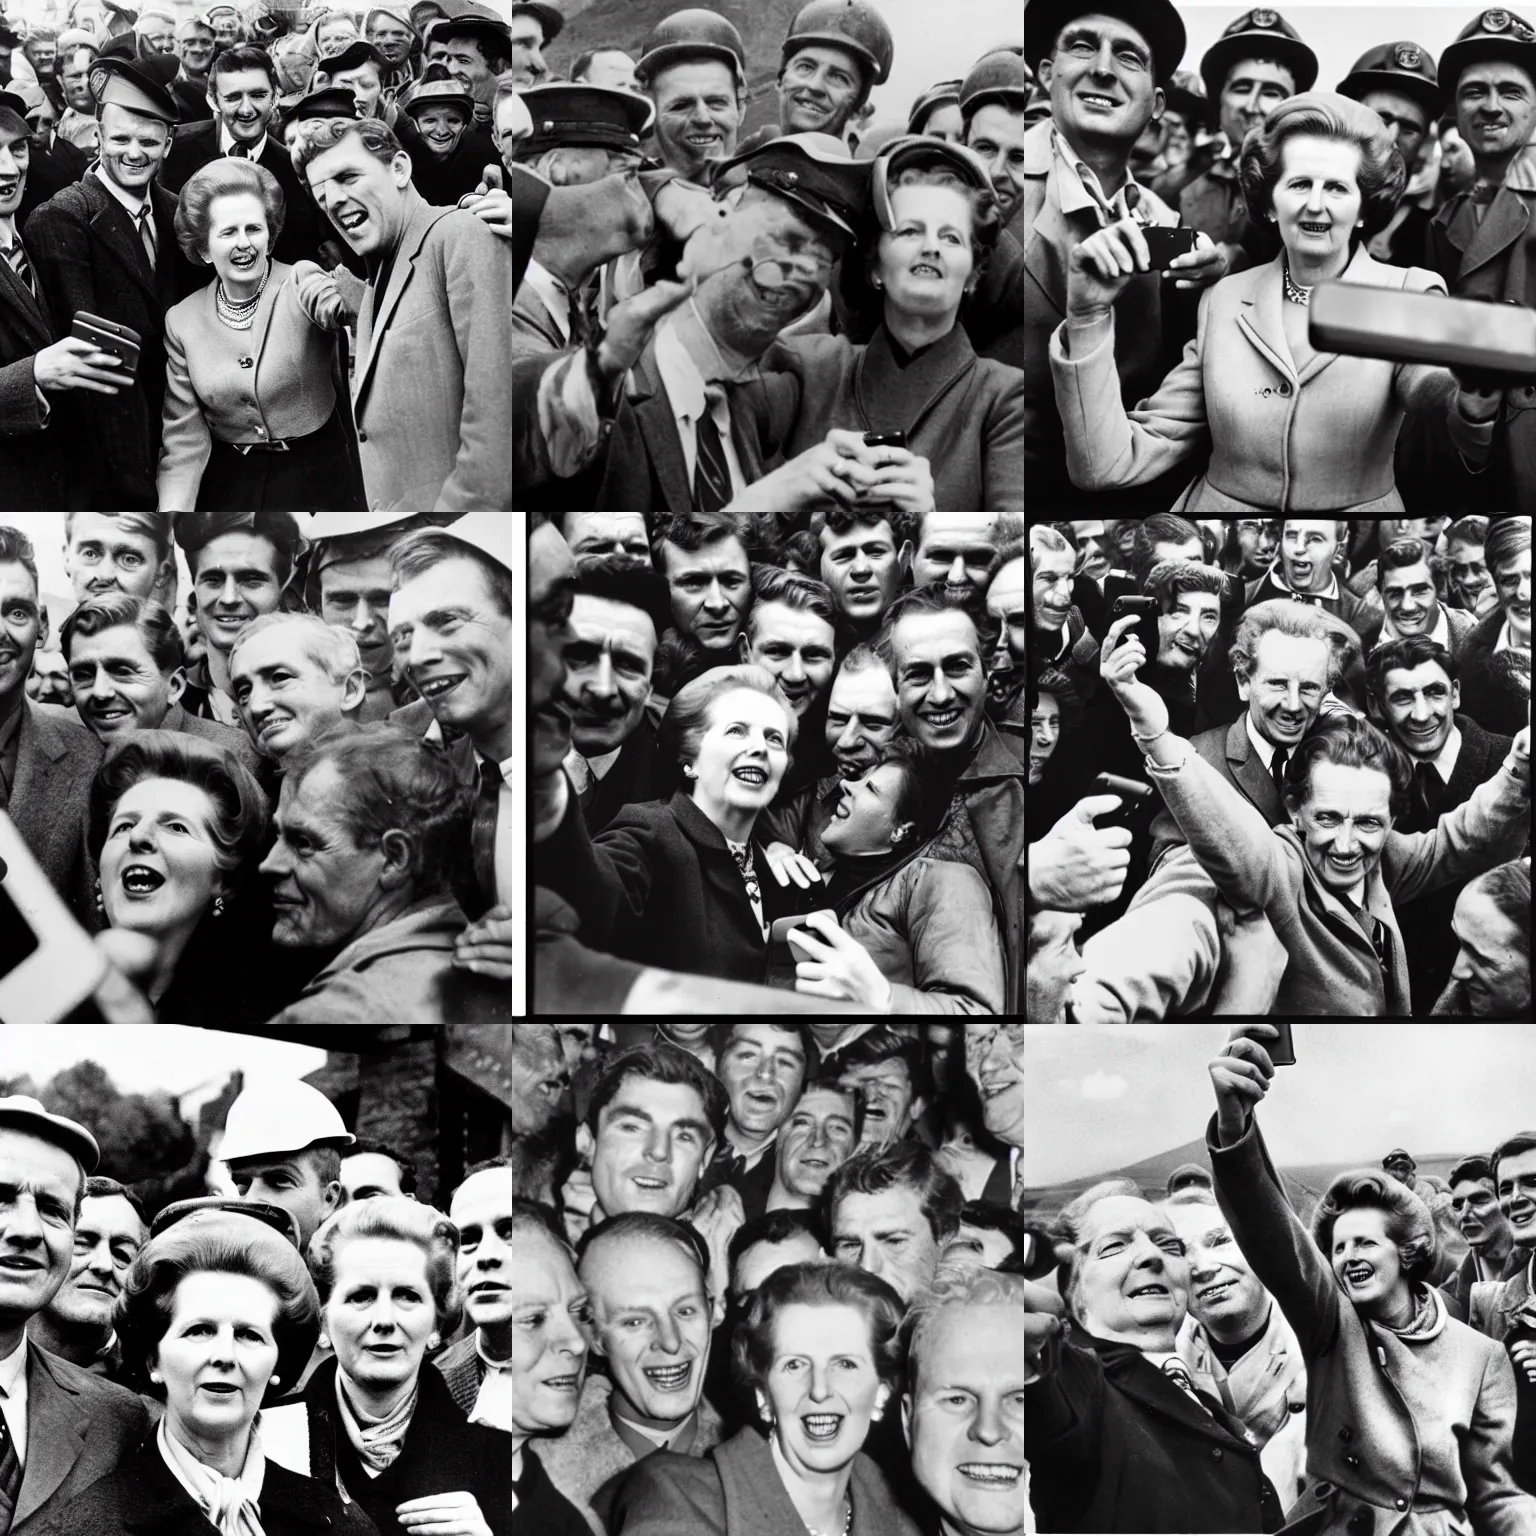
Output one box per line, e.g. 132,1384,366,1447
1267,561,1339,602
0,1332,26,1394
653,308,746,495
521,258,571,345
1382,606,1450,649
91,164,148,218
218,123,268,162
1425,722,1463,784
1244,712,1278,772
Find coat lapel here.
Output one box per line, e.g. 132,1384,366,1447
14,1344,90,1527
0,238,53,348
1460,186,1534,283
353,189,439,411
246,259,287,373
83,174,160,308
628,345,693,511
1235,255,1296,384
853,324,972,434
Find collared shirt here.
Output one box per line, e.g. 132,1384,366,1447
91,164,149,223
652,305,747,498
218,123,269,163
522,258,572,346
1244,712,1280,775
609,1402,699,1458
1381,605,1451,650
1424,723,1463,786
561,743,622,798
0,1329,30,1467
1050,125,1158,227
1264,561,1340,603
721,1125,778,1176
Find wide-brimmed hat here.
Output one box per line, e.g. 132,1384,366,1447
1025,0,1187,86
1440,8,1536,96
1336,41,1443,123
1199,7,1318,105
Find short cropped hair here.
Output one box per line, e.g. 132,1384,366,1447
1282,714,1413,822
824,1141,963,1249
182,510,304,589
1376,536,1438,594
729,1208,824,1287
650,511,749,574
901,1266,1024,1390
1485,516,1533,578
390,525,512,618
1493,1132,1536,1193
745,563,837,640
65,512,174,565
1241,91,1406,240
344,1135,417,1196
873,584,980,674
88,730,270,875
283,725,472,898
290,114,403,176
209,43,280,90
732,1260,904,1406
1447,1155,1495,1189
574,553,674,642
309,1195,462,1333
1367,636,1457,709
61,594,184,674
585,1040,729,1146
0,524,40,599
84,1175,148,1231
174,157,286,263
576,1211,710,1282
1467,860,1532,966
1141,557,1229,614
571,43,632,80
1229,599,1337,690
658,663,799,770
116,1213,320,1401
228,611,363,686
813,508,921,546
1311,1169,1438,1282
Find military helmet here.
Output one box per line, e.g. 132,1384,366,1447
636,8,747,86
781,0,894,87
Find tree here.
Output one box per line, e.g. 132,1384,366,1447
37,1060,195,1184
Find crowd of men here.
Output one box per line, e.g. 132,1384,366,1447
507,2,1026,514
1027,515,1532,1020
508,1022,1026,1536
0,0,514,510
0,510,510,1023
530,510,1024,1016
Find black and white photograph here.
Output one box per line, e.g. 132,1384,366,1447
0,512,513,1025
1024,515,1532,1020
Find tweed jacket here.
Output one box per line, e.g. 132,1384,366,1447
432,1332,482,1417
1148,719,1529,1016
511,273,569,359
1027,1322,1281,1533
0,224,67,508
159,699,262,775
608,1424,922,1536
24,171,188,509
1458,607,1533,738
10,1341,153,1536
1442,1244,1526,1326
1049,246,1483,512
539,1371,726,1536
7,696,103,932
1210,1113,1536,1536
351,187,513,511
156,261,343,510
759,322,1024,512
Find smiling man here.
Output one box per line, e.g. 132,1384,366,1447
636,9,745,181
739,568,837,722
910,514,1000,607
228,613,367,766
1376,538,1475,656
1244,520,1375,633
965,1024,1024,1211
776,0,891,141
836,1030,932,1151
766,1079,859,1212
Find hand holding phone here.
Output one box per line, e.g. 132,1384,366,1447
1107,596,1161,665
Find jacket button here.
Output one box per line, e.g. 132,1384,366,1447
1278,382,1291,395
1345,1454,1361,1468
1339,1426,1353,1441
1395,1499,1407,1511
358,430,368,442
1210,1446,1223,1460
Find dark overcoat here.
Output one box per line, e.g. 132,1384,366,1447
578,715,668,835
24,172,187,509
0,224,67,508
1458,607,1532,738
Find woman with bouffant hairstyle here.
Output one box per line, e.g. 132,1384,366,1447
30,1212,375,1536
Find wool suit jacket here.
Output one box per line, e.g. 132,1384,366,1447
578,717,668,835
351,187,512,511
0,225,68,509
9,1340,153,1536
607,1424,923,1536
157,122,324,269
510,276,568,359
160,699,262,775
1458,606,1533,739
432,1331,481,1417
1049,247,1482,513
156,260,346,510
8,697,103,932
24,172,187,509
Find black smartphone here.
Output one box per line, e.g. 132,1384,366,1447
766,911,832,989
1090,772,1152,829
863,431,907,449
1142,225,1198,271
1268,1022,1296,1067
1107,595,1160,663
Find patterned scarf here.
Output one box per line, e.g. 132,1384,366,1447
156,1415,266,1536
334,1371,419,1476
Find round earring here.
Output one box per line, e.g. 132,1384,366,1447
93,881,105,918
871,275,883,289
428,1335,441,1351
212,895,226,918
149,1371,161,1384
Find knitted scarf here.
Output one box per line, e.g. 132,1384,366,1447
333,1371,418,1476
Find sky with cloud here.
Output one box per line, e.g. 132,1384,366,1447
1025,1026,1536,1186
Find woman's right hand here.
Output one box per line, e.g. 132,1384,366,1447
32,336,134,396
1209,1024,1278,1143
395,1492,491,1536
763,840,823,890
1067,217,1152,320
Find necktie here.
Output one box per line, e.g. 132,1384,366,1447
1270,745,1289,803
1342,896,1391,975
3,241,32,298
1412,760,1445,829
0,1403,21,1536
230,141,249,158
136,204,157,272
472,759,501,908
693,383,733,512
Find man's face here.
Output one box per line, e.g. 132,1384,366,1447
507,1025,569,1137
306,133,411,257
778,41,863,137
1218,58,1294,148
1377,660,1458,760
530,522,578,777
68,622,181,741
1031,544,1075,633
776,1086,857,1200
562,593,657,756
61,49,96,113
1457,62,1536,168
732,1231,824,1306
138,19,175,54
891,609,984,752
1451,885,1532,1019
1165,1200,1268,1336
1499,1147,1536,1246
1280,521,1338,594
1235,518,1280,577
388,554,512,751
1070,1194,1188,1346
319,550,396,678
966,1024,1024,1144
964,100,1028,222
64,517,165,602
340,1152,407,1202
649,59,740,179
0,561,44,709
1029,689,1060,786
1068,521,1110,582
451,1166,512,1332
831,1182,941,1304
743,601,836,718
330,61,383,118
259,761,385,950
823,663,898,779
228,1152,338,1249
28,648,72,707
904,1303,1025,1535
582,49,638,92
584,1236,711,1421
1291,760,1394,892
46,1193,143,1330
839,1057,922,1149
1041,15,1156,178
591,1074,715,1220
1447,537,1498,617
561,512,650,562
26,38,57,77
0,1130,78,1324
176,25,215,74
509,13,547,87
97,102,170,195
818,516,909,628
210,11,240,46
986,556,1027,667
1358,87,1428,168
718,1025,807,1141
1154,588,1221,671
912,514,997,600
1239,627,1330,747
368,16,415,67
1493,545,1532,636
1380,556,1440,637
440,33,497,104
208,67,275,142
193,531,285,655
658,535,751,650
230,626,359,762
1450,1176,1509,1252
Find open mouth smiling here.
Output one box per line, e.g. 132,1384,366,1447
1126,1282,1170,1300
802,1412,844,1441
1344,1262,1374,1286
958,1464,1022,1488
642,1360,693,1392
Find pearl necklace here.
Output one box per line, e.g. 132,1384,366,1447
1282,257,1311,307
804,1500,852,1536
215,259,272,330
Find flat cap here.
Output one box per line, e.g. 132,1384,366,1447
88,55,180,124
318,38,387,74
285,84,362,122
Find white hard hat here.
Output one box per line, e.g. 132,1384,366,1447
218,1079,356,1164
445,513,512,574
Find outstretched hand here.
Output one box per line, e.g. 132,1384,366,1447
1209,1024,1279,1144
1100,614,1170,739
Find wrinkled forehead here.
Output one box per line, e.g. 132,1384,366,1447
569,593,658,653
1079,1195,1172,1250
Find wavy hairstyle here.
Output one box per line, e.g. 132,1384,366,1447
1310,1169,1438,1283
1281,714,1414,822
658,663,799,770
